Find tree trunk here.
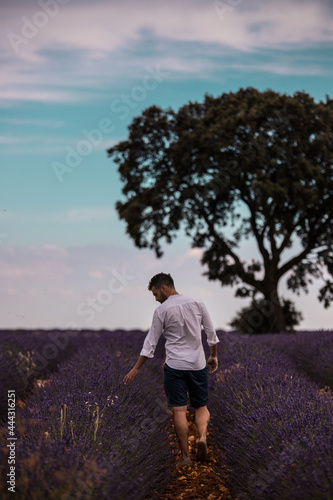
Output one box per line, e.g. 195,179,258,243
270,297,286,333
262,261,286,333
264,288,286,333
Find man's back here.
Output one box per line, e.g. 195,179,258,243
141,294,218,370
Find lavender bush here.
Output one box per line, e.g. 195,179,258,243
259,330,333,388
210,332,333,500
0,331,172,499
0,330,84,421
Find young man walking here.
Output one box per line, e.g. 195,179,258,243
123,272,219,466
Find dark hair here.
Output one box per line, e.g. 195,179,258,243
148,273,175,291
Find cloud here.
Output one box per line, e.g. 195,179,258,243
0,135,22,144
172,247,203,265
14,0,331,53
4,207,116,224
1,0,332,104
58,287,81,300
66,207,116,222
88,270,105,279
40,244,68,257
0,266,35,278
0,89,88,103
0,118,64,127
0,246,72,293
186,248,203,258
230,61,333,77
0,132,118,155
0,241,332,330
0,134,66,147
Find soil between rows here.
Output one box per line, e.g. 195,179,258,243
156,410,235,500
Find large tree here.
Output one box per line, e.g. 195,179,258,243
107,87,333,332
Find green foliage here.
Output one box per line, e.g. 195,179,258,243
229,298,304,334
108,87,333,331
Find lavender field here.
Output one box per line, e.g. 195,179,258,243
211,331,333,500
1,329,333,499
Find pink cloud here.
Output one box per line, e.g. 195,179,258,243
1,0,332,104
0,242,332,331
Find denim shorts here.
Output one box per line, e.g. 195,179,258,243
164,363,208,408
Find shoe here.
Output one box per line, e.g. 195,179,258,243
176,457,192,467
196,439,208,461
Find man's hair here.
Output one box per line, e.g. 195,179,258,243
148,273,175,291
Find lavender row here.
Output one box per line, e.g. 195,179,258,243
219,330,333,389
210,333,333,499
0,329,150,422
259,330,333,389
0,329,84,421
0,331,172,499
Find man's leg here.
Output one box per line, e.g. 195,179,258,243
164,365,191,464
194,405,210,439
194,405,210,461
173,406,190,459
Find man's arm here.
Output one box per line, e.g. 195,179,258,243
123,355,148,385
200,302,219,373
123,311,164,385
207,343,218,374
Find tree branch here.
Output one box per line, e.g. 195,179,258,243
201,209,263,291
277,227,294,257
277,245,313,280
246,200,271,265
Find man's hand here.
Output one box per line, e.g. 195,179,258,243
123,355,148,385
123,367,139,385
207,356,218,374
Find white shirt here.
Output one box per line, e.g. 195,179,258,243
140,294,219,370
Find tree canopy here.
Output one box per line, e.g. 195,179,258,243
107,87,333,332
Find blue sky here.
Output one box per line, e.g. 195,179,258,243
0,0,332,331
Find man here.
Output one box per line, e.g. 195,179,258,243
124,272,219,466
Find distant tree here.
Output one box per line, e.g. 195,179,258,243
107,87,333,332
229,298,303,334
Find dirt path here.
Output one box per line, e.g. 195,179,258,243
158,410,234,500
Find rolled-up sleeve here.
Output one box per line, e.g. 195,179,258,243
201,302,219,346
140,310,164,358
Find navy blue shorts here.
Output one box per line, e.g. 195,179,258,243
164,363,208,408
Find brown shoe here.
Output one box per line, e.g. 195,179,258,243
176,457,192,467
196,439,208,461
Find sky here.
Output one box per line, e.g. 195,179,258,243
0,0,332,332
